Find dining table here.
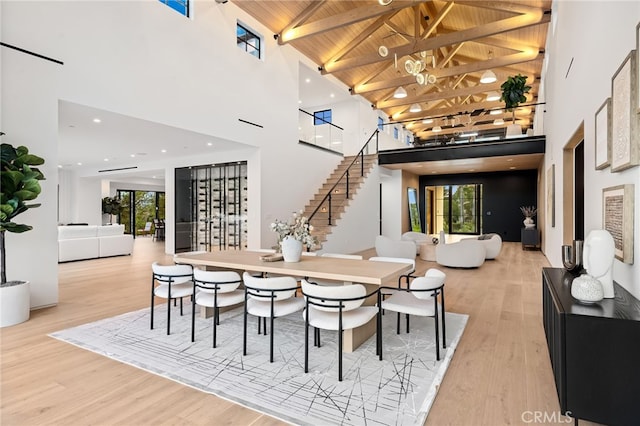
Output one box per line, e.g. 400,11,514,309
173,249,414,352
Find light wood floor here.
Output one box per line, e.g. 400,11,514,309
1,238,592,425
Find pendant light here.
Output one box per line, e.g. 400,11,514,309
409,103,422,113
480,70,497,84
493,118,505,125
432,125,442,132
393,86,407,99
485,91,500,101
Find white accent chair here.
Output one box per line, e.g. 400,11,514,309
470,233,503,259
401,231,429,254
301,280,379,381
375,235,416,259
242,272,304,362
435,239,486,268
378,271,446,361
191,268,244,348
151,262,194,335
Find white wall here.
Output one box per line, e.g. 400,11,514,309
380,167,404,239
320,166,382,254
542,1,640,296
1,47,59,308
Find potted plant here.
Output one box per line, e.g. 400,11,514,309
102,196,123,224
270,210,318,262
0,141,46,327
500,74,531,137
520,205,537,228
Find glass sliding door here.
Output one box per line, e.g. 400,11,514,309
118,191,132,234
116,189,166,237
427,184,482,235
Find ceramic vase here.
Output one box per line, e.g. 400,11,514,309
583,229,615,298
281,236,303,263
523,217,535,228
571,274,604,304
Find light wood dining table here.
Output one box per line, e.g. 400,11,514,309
173,250,413,352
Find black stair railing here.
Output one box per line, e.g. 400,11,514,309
308,130,379,226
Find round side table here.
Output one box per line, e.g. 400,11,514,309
419,242,436,261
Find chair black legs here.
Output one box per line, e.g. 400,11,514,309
441,288,446,348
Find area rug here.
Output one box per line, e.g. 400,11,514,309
50,304,468,426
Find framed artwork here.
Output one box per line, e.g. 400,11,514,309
610,50,639,172
595,98,611,169
547,164,555,227
602,184,634,264
636,22,640,113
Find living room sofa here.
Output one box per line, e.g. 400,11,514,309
58,224,133,262
462,233,503,259
435,239,486,268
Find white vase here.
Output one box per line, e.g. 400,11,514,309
523,217,535,228
0,280,30,328
583,229,615,298
281,236,303,263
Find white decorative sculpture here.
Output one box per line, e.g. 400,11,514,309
583,229,615,298
439,230,445,245
571,274,604,303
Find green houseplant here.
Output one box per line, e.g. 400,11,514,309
0,140,46,326
102,196,123,224
500,74,531,136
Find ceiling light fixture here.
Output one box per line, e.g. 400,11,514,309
486,91,500,101
393,86,407,98
409,103,422,113
493,118,505,125
378,0,393,5
432,126,442,132
490,109,502,115
480,69,497,84
92,118,101,123
378,45,388,57
422,118,433,124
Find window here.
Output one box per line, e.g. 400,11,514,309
377,117,384,131
406,135,411,145
435,184,482,234
393,127,399,139
158,0,189,17
314,109,332,125
237,23,261,59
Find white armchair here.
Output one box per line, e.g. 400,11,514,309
401,232,429,254
375,235,416,259
435,239,486,268
461,233,503,259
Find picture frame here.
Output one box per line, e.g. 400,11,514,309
602,184,634,264
594,98,611,170
610,50,639,172
636,22,640,113
547,164,555,228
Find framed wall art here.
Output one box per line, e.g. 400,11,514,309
610,50,639,172
595,98,611,169
547,164,555,227
602,184,634,264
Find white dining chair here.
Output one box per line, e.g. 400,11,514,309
301,279,379,381
242,272,304,362
191,268,244,348
151,262,194,335
378,271,446,361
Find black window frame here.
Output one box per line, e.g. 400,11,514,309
158,0,189,17
313,109,332,126
237,22,262,59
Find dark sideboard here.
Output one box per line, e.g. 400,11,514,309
542,268,640,425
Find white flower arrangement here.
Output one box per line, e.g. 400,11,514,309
520,206,537,218
271,210,318,249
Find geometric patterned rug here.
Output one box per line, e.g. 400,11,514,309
50,304,468,425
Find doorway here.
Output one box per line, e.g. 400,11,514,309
117,190,165,237
562,124,585,244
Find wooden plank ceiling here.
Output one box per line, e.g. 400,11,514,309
234,0,551,142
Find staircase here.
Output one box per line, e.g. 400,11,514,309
303,154,378,248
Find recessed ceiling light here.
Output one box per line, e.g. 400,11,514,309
207,142,213,146
104,158,109,162
77,162,82,166
58,165,63,168
509,166,516,169
469,169,475,172
92,118,101,123
152,176,157,179
506,158,513,162
305,78,311,83
330,93,335,98
130,154,135,158
161,149,167,153
431,171,437,174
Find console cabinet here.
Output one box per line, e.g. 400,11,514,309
542,268,640,425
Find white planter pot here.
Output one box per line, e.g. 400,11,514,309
281,236,303,263
0,280,30,327
523,217,535,228
506,123,522,138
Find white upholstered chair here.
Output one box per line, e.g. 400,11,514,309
401,231,429,254
242,272,304,362
151,262,194,335
435,239,486,268
378,270,446,361
191,268,244,348
301,280,379,381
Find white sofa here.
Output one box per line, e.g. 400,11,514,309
58,224,133,262
462,233,503,259
435,239,486,268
